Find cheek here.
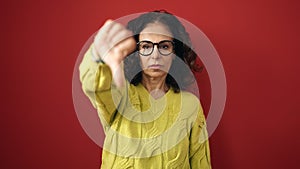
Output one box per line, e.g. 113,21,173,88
165,57,174,67
139,56,146,68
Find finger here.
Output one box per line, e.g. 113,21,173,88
114,36,137,58
93,40,110,61
93,20,116,59
110,29,133,49
98,19,114,36
94,20,125,55
93,34,111,61
106,22,126,46
94,19,114,45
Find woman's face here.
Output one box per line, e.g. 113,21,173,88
138,22,175,79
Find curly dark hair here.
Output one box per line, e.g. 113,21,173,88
124,10,201,93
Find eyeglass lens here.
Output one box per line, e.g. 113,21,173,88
137,40,174,56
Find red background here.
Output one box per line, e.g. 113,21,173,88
1,0,299,168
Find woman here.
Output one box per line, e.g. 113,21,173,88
80,10,212,169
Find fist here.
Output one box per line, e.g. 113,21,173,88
92,20,136,69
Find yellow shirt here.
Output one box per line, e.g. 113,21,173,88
79,45,212,169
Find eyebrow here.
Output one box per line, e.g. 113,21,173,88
138,38,174,42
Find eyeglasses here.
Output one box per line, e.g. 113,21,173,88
137,40,174,56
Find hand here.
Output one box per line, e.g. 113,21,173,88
92,19,136,70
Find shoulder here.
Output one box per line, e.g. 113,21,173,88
180,91,206,125
180,91,201,107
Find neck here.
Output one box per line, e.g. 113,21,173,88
141,74,169,98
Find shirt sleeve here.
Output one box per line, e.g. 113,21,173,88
79,44,124,128
189,103,212,169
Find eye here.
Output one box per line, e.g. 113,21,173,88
141,44,151,49
139,42,153,50
161,44,170,49
159,42,173,50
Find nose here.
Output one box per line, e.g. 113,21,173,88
151,46,161,59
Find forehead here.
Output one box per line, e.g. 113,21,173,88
139,22,173,41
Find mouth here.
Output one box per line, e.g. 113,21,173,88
148,64,163,69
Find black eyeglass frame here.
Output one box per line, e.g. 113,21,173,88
136,40,175,56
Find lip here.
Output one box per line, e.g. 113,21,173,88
148,64,163,69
